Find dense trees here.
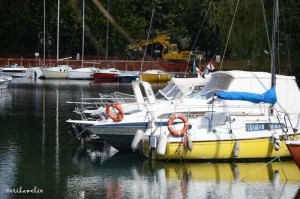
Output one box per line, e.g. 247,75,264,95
0,0,299,72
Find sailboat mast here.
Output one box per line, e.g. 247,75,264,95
271,0,278,87
105,0,110,62
43,0,46,67
57,0,60,63
81,0,85,68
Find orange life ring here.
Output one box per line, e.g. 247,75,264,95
167,114,189,137
106,103,124,122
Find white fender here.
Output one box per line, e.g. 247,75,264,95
131,130,143,151
157,134,167,156
272,132,280,151
187,134,193,152
233,141,240,157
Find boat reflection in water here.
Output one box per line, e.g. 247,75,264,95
67,146,300,198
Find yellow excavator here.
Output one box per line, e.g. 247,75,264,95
127,35,205,62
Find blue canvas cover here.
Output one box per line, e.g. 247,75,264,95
216,87,277,105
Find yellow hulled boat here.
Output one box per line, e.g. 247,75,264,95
140,70,172,82
143,134,300,161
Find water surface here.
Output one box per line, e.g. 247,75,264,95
0,78,299,199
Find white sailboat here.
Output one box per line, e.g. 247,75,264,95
68,0,100,80
41,0,72,79
138,0,300,160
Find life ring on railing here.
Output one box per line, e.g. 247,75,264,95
105,103,124,122
167,114,189,137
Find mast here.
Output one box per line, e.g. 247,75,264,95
57,0,60,63
271,0,278,87
81,0,85,68
43,0,46,67
105,0,110,63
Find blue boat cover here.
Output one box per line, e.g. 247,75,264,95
216,87,277,105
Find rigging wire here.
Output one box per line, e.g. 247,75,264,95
141,6,155,72
261,0,272,57
219,0,240,71
191,1,213,51
184,1,213,72
212,0,240,91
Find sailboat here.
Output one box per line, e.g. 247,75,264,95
41,0,72,79
67,0,100,80
138,0,300,160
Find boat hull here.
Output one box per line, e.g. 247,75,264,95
143,135,300,160
93,73,119,82
141,73,172,82
286,140,300,169
68,70,93,79
87,124,148,151
1,68,27,77
42,70,68,79
118,75,139,83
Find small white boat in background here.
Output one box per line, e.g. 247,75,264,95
41,65,72,79
0,64,28,78
68,67,100,80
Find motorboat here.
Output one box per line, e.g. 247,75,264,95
93,68,122,82
140,70,172,82
66,76,207,149
68,67,100,80
0,64,28,78
118,71,140,83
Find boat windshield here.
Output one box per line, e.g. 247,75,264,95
187,89,215,100
155,82,183,100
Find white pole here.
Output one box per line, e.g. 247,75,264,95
43,0,46,67
57,0,60,63
81,0,85,68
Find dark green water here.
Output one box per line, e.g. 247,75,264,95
0,78,300,199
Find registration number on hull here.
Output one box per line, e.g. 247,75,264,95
245,123,282,132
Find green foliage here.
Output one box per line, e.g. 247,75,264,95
0,0,299,73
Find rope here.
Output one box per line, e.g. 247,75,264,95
219,0,240,71
241,149,289,181
260,0,272,55
67,128,87,144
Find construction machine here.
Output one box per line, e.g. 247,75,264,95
127,35,205,62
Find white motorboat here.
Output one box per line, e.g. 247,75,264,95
0,64,28,78
66,75,209,150
68,67,100,80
